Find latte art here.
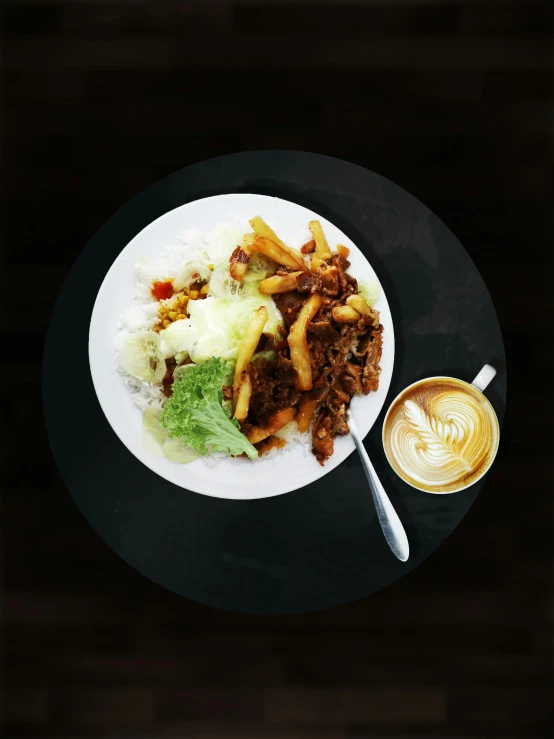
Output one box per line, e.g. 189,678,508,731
383,378,499,493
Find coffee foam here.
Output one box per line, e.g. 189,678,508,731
383,378,499,493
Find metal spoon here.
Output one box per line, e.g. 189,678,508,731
347,407,409,562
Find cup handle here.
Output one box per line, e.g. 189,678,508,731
471,364,497,393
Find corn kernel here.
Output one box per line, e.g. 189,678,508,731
176,313,186,320
162,319,170,328
189,290,198,300
168,310,177,320
200,284,209,295
177,294,186,305
208,264,214,270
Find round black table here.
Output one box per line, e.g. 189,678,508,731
43,151,506,614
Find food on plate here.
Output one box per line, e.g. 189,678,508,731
229,238,254,282
160,357,258,460
258,271,303,295
309,219,332,260
116,215,383,466
332,305,361,324
233,306,268,421
296,396,320,433
250,234,304,270
233,375,252,423
249,216,305,270
246,407,297,444
118,331,166,384
310,253,325,272
287,293,324,391
345,293,375,320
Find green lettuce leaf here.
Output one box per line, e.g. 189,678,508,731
160,357,258,460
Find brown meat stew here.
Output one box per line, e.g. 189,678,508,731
240,253,383,465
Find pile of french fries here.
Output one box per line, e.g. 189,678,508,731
230,216,373,443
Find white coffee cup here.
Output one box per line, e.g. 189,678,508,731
382,365,499,494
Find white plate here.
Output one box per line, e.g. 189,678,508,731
89,194,395,499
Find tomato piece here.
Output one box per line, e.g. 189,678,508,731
151,280,174,301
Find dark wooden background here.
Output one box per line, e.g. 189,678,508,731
1,0,552,737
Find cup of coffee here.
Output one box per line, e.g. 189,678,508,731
382,365,499,494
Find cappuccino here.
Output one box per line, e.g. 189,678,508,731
383,377,499,493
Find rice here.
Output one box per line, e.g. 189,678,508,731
268,420,311,460
117,369,165,412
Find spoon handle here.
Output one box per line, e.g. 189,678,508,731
348,415,410,562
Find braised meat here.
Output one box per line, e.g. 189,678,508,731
340,362,363,396
361,327,383,393
246,356,300,427
255,332,274,353
273,291,306,328
312,412,334,461
297,272,321,294
305,283,383,464
245,253,383,465
330,255,349,292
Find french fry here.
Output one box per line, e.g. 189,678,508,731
310,253,325,272
249,216,305,269
229,239,253,282
249,216,289,251
346,294,371,316
336,244,350,258
332,305,360,323
250,235,304,270
288,293,323,391
296,397,320,433
233,374,252,421
258,271,303,295
233,306,268,414
247,407,296,444
309,220,332,260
